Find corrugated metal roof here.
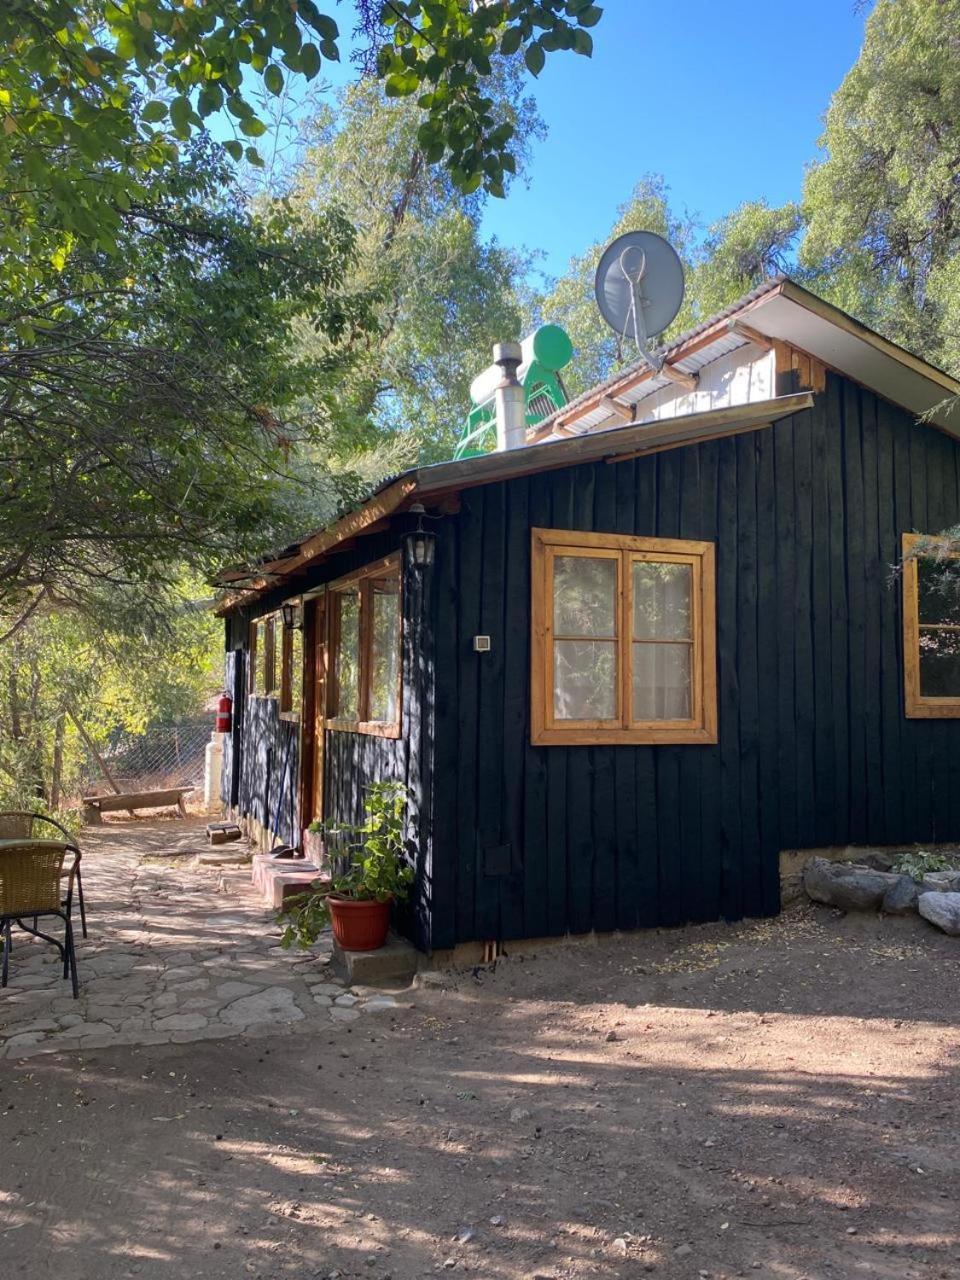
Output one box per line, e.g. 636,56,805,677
532,275,788,434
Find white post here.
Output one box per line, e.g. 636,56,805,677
203,732,224,813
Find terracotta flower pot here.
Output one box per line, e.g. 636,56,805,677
327,894,392,952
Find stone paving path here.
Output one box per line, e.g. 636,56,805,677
0,818,408,1059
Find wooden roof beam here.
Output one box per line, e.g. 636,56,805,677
729,320,773,350
599,394,635,423
659,362,698,392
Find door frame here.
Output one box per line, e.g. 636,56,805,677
298,591,327,832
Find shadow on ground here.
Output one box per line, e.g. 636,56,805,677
2,904,959,1280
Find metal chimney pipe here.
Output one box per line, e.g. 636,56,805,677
492,341,525,451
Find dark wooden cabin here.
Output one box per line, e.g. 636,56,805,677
218,278,960,956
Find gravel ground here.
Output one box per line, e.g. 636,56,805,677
2,856,959,1280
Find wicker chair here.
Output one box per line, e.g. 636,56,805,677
0,839,80,997
0,812,86,938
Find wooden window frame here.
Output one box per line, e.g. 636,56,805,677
249,614,279,698
326,553,402,739
531,528,717,745
902,532,960,718
279,600,304,721
248,619,259,695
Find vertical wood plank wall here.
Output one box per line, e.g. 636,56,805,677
225,528,435,950
429,375,960,949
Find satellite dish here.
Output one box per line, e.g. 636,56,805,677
594,230,685,372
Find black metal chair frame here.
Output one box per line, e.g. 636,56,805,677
0,811,87,938
1,846,80,999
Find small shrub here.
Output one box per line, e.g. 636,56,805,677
279,780,414,949
893,849,954,883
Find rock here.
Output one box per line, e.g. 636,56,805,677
415,970,446,989
219,987,305,1026
510,1107,532,1124
489,1215,505,1227
334,993,360,1007
329,1006,361,1022
215,980,259,999
605,1030,619,1042
921,870,960,893
362,995,398,1012
674,1244,693,1258
918,891,960,936
154,1013,208,1031
882,875,920,915
611,1237,628,1254
802,857,897,910
457,1227,476,1244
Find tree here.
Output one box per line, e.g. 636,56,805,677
288,70,540,463
687,201,804,320
0,586,220,809
801,0,960,373
0,0,604,280
0,140,370,635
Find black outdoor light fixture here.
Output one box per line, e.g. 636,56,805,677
281,600,302,630
404,502,437,569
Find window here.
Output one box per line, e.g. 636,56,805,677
531,529,717,745
249,615,279,696
327,554,401,737
280,604,304,719
902,533,960,717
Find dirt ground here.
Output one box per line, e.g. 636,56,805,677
2,902,959,1280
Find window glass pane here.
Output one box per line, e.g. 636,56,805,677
632,561,691,640
265,618,277,693
289,626,303,714
254,621,266,695
553,555,617,637
919,627,960,697
334,589,360,718
632,642,692,720
553,639,617,720
918,555,960,625
369,577,400,723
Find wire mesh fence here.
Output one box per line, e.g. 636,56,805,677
77,716,214,800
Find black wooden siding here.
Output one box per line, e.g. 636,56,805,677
227,372,960,953
225,527,436,949
428,375,960,949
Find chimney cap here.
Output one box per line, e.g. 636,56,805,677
493,341,522,368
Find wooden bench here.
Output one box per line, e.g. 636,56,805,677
81,787,194,824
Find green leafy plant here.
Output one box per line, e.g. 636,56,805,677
893,850,955,883
280,780,414,949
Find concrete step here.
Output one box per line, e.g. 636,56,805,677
333,932,419,987
251,852,327,910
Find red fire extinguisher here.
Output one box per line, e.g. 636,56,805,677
215,692,232,734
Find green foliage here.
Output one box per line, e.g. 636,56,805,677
280,781,414,949
0,0,604,280
288,74,538,461
688,201,804,318
801,0,960,373
893,850,955,883
0,587,221,807
0,140,369,631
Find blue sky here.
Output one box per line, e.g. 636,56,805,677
480,0,870,281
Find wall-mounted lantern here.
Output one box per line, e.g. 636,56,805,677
281,600,303,630
404,502,436,569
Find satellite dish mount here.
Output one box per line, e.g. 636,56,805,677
594,231,686,375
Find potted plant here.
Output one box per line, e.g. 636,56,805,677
280,780,414,952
